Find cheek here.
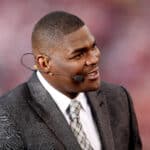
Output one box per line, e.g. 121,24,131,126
51,53,85,74
54,59,85,75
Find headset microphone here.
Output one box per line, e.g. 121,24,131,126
72,75,84,83
20,53,85,83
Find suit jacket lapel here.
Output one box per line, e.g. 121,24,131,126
27,73,81,150
86,90,115,150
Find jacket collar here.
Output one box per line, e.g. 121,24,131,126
27,72,81,150
27,72,115,150
86,88,115,150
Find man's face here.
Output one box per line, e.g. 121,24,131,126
47,25,101,97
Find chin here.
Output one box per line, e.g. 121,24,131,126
88,85,100,91
72,78,101,93
83,80,101,92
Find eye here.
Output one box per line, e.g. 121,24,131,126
92,42,97,49
73,51,85,59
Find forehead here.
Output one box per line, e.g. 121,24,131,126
63,25,95,51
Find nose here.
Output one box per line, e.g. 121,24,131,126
85,48,101,66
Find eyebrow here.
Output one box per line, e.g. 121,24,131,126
72,40,96,54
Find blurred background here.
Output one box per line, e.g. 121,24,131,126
0,0,149,149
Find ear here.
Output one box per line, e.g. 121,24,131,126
35,54,51,73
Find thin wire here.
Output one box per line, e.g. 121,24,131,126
20,52,35,71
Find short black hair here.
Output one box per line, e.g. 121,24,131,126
32,11,85,53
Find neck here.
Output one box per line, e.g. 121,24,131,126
66,92,79,99
41,72,79,99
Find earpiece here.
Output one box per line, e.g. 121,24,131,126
33,65,38,70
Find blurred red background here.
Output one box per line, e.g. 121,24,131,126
0,0,149,149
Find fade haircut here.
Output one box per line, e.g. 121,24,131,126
32,11,85,54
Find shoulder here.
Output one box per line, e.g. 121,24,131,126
0,85,27,149
0,82,29,106
99,81,128,96
0,82,31,123
99,81,131,109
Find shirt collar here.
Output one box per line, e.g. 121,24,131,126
73,92,88,111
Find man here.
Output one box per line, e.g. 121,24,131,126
0,11,142,150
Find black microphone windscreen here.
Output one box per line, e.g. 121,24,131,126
72,75,84,83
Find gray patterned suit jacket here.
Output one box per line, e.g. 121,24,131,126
0,72,142,150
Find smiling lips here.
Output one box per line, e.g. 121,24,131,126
86,67,100,80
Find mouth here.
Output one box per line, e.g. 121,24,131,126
86,67,100,80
